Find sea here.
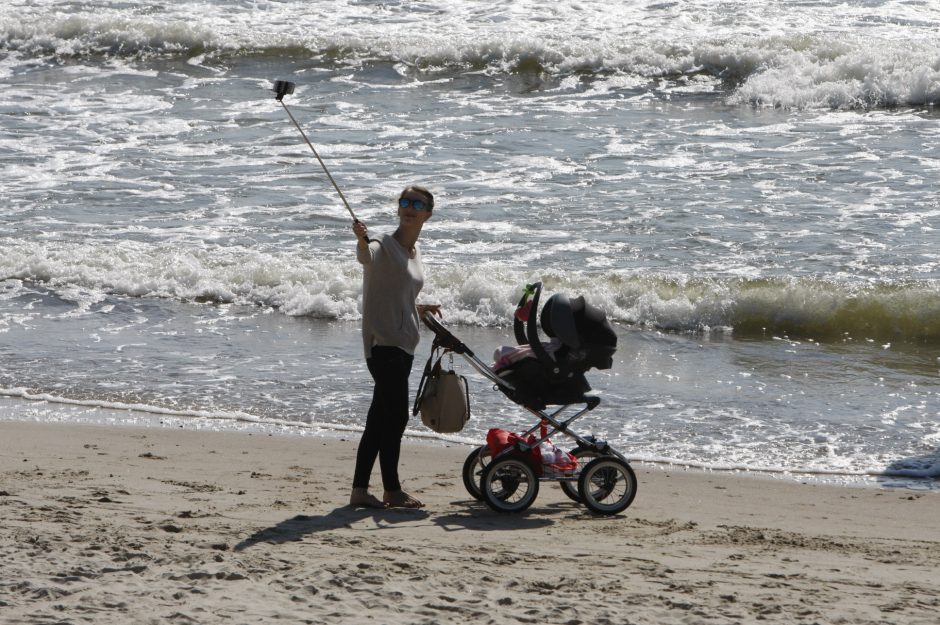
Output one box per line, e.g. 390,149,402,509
2,0,939,490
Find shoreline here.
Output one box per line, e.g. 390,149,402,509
2,393,935,493
2,418,939,624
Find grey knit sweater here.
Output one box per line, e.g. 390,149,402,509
357,233,425,359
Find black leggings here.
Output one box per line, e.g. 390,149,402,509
352,346,414,492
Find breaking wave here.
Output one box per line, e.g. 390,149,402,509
4,239,940,345
2,7,938,109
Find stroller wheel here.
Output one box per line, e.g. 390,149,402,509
461,445,491,501
577,457,637,515
559,446,609,503
481,457,539,513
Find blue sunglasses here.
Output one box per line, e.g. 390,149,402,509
399,197,431,211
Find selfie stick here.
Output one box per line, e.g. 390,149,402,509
272,80,360,223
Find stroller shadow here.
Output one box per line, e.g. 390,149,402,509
432,499,557,532
233,505,430,551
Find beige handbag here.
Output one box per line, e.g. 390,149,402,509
414,349,470,433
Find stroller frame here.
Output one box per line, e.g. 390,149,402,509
419,282,637,515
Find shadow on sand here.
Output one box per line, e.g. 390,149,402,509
233,500,560,551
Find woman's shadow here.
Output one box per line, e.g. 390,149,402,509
233,499,559,551
233,506,429,551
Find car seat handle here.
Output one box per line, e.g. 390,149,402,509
524,283,558,372
513,283,538,345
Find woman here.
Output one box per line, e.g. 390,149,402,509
350,185,441,509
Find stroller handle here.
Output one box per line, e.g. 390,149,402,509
421,311,475,357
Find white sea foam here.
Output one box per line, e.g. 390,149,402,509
4,238,940,343
3,1,938,108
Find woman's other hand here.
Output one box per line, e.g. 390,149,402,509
417,304,442,319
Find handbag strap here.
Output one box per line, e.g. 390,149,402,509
413,344,446,416
460,372,471,418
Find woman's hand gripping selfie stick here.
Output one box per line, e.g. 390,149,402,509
272,80,368,239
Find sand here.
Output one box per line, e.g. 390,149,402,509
2,418,939,625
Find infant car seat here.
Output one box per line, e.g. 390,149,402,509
495,282,617,409
540,292,617,372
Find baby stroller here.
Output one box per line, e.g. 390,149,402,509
418,281,637,515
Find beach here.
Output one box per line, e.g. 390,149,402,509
2,417,938,625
